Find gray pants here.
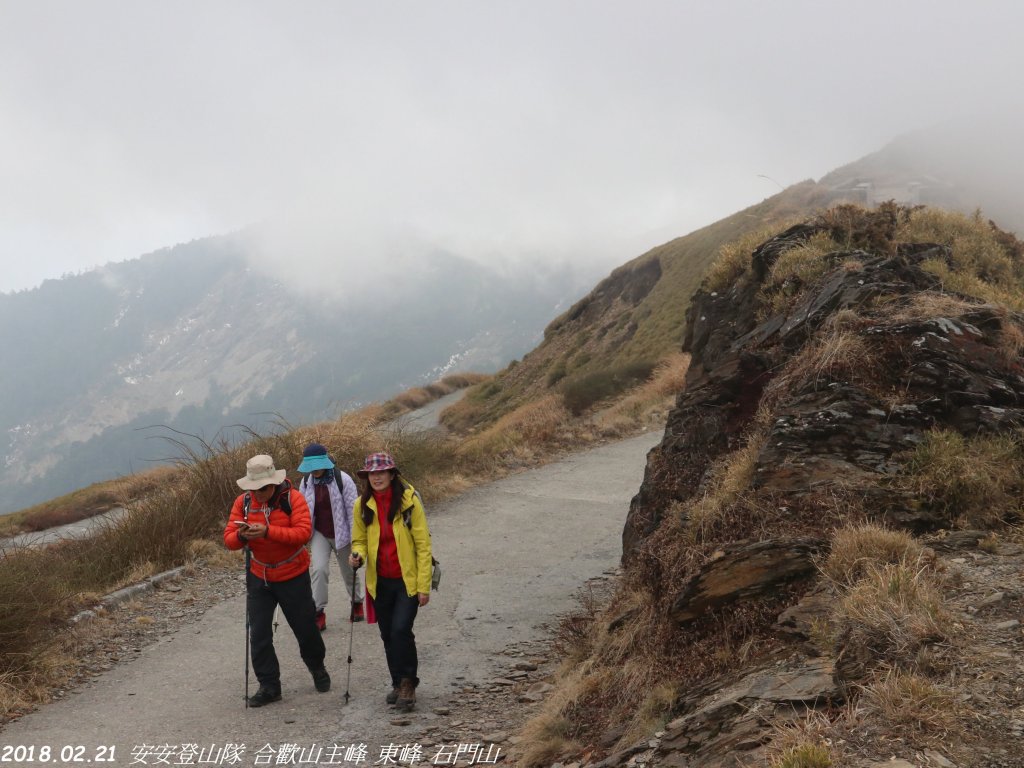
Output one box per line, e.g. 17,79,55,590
309,529,363,613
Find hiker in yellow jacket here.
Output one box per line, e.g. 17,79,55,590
348,452,432,713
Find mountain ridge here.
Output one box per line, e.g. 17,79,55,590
0,235,596,513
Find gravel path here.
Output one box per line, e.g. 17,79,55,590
0,430,661,766
0,507,127,550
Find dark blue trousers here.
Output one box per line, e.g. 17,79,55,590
247,570,326,691
374,577,420,687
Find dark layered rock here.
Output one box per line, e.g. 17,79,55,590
671,538,824,624
654,657,842,767
625,227,1024,558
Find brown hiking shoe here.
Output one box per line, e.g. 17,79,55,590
396,678,416,711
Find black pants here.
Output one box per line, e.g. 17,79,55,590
375,577,419,688
247,570,326,691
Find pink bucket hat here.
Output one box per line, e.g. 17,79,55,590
356,452,398,478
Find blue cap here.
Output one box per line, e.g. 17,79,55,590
298,443,335,473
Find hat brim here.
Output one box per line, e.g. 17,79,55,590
298,455,335,473
357,465,398,478
236,468,287,490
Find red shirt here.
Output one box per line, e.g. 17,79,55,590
373,488,403,578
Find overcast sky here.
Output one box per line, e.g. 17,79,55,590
2,1,1023,294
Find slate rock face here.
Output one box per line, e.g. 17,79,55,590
670,538,824,625
624,220,1024,557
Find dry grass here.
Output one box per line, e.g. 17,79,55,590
995,312,1024,368
895,428,1024,528
2,374,487,538
833,561,953,670
919,257,1024,310
769,743,834,768
0,465,182,537
760,232,842,317
895,207,1024,309
768,331,877,404
685,427,767,543
703,222,799,294
859,668,958,735
456,394,572,465
977,532,1001,554
593,353,689,436
822,523,924,586
451,352,685,473
880,291,983,323
514,668,588,767
898,208,1023,288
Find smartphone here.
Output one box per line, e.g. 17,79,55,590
233,520,250,528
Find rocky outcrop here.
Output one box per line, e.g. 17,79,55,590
625,221,1024,555
608,206,1024,767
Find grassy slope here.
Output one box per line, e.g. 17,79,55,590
442,180,835,432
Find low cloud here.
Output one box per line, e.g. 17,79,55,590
3,2,1024,294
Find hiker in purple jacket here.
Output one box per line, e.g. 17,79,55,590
298,443,364,629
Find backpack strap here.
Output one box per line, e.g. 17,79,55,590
400,482,423,529
243,486,291,519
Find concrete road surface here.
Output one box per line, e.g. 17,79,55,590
0,430,662,766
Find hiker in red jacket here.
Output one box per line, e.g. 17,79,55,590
224,454,330,707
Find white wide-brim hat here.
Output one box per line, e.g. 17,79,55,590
237,454,287,490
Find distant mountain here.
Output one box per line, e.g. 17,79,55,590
442,119,1024,433
0,236,596,513
821,115,1024,233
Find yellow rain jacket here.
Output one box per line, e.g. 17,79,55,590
351,482,433,599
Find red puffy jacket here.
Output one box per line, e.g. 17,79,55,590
223,483,312,582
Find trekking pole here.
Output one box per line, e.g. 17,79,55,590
244,544,251,709
344,559,360,704
241,492,255,708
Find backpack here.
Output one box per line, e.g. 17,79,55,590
401,502,442,592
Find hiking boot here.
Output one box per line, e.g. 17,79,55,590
247,685,282,708
396,678,416,711
386,686,400,705
311,667,331,693
352,602,365,623
315,610,326,632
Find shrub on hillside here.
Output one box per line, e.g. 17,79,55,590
546,360,568,387
560,361,657,416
